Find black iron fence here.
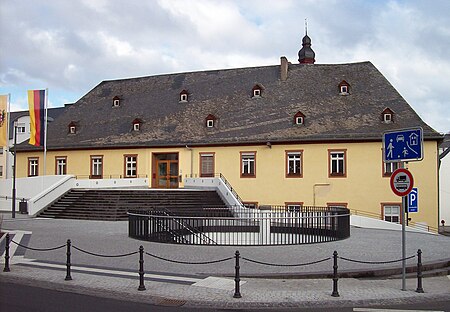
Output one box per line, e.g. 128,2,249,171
128,205,350,246
2,233,425,298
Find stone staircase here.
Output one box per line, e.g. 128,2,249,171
38,189,230,221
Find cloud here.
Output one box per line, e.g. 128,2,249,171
1,0,449,133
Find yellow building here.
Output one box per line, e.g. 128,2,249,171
15,35,442,229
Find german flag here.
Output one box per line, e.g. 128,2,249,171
28,90,46,146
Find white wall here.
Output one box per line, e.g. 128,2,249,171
439,153,450,228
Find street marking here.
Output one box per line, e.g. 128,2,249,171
17,260,202,283
354,309,444,312
192,276,245,290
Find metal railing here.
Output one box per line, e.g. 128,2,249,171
128,205,350,246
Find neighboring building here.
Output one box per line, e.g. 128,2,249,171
439,133,450,230
0,107,67,179
14,34,443,229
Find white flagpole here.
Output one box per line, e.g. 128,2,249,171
6,94,11,179
43,88,48,177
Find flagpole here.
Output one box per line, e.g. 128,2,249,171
43,88,48,177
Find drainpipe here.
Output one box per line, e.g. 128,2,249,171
185,145,193,178
313,183,330,206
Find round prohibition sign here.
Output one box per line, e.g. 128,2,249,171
390,168,414,197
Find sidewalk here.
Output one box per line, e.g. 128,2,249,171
1,215,450,308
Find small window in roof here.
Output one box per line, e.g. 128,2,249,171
112,96,120,107
132,118,142,131
382,108,394,123
68,122,77,134
179,90,189,102
252,85,262,98
205,114,216,128
338,80,350,95
294,111,305,125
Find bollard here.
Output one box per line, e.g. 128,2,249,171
65,239,72,281
416,249,424,293
331,250,340,297
138,245,146,291
233,250,242,298
3,233,10,272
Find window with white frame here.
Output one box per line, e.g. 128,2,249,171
55,157,67,175
124,155,137,178
383,161,400,177
340,85,348,94
295,116,303,125
253,88,261,97
286,151,302,177
133,123,140,131
329,150,346,177
16,123,26,133
180,93,188,102
383,113,392,123
241,152,256,177
28,158,39,177
69,126,76,134
286,203,302,213
90,156,103,178
383,205,401,223
206,119,214,128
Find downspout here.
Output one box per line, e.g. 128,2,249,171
186,145,193,178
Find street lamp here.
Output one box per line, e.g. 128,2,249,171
10,120,18,218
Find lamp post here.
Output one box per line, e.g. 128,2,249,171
11,121,17,219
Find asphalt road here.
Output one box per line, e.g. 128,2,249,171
2,280,450,312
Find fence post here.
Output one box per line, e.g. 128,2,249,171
65,239,72,281
3,233,10,272
416,249,424,293
331,250,340,297
138,245,146,291
233,250,242,298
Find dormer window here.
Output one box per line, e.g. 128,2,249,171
132,118,142,131
294,111,305,125
68,122,77,134
338,80,350,95
112,96,120,107
382,108,394,123
179,90,189,102
205,114,216,128
252,85,263,98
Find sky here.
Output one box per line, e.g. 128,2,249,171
1,0,449,134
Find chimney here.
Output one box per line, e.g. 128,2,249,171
280,56,288,81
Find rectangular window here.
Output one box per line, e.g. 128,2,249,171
329,149,346,177
55,157,67,175
90,155,103,179
286,151,303,178
383,161,401,177
0,165,3,177
240,152,256,178
200,153,215,177
382,204,401,224
28,157,39,177
286,202,303,213
124,155,137,178
243,202,258,209
16,123,26,133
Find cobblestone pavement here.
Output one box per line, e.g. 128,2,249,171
1,214,450,308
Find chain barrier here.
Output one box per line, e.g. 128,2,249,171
241,256,331,267
10,239,66,252
2,234,426,300
145,251,233,265
71,245,138,258
338,254,416,264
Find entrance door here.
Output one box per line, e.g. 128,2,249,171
154,154,178,188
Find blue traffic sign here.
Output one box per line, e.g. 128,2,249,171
408,188,418,213
383,128,423,162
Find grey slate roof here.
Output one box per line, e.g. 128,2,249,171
19,61,442,151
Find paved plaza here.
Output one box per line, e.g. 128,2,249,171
1,213,450,309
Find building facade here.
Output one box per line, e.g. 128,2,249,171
14,35,443,228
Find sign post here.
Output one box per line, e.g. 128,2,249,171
384,128,423,291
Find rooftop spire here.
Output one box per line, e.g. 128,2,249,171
298,20,315,64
